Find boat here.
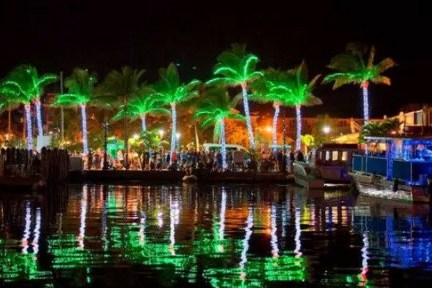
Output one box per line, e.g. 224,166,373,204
349,136,432,203
182,174,198,183
314,143,360,183
293,143,359,189
293,161,325,190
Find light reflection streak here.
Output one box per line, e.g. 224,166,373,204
22,201,31,254
78,185,88,250
157,205,163,227
32,207,41,254
219,188,226,241
169,194,177,255
270,204,279,258
139,211,146,245
240,206,253,279
294,208,302,257
361,219,369,281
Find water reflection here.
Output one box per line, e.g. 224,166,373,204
0,184,432,287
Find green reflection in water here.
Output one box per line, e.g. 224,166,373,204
1,238,52,282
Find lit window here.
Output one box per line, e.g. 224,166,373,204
332,151,338,161
341,151,348,161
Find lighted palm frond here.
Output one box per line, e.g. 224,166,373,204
249,68,295,105
323,43,396,88
0,85,21,111
112,86,169,122
154,63,200,104
194,86,245,142
287,61,322,106
54,68,97,106
207,43,263,86
2,65,58,103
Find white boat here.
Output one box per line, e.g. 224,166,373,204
350,136,432,203
293,161,325,190
293,143,359,190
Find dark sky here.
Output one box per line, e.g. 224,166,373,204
1,0,430,118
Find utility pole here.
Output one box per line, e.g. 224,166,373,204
60,71,65,146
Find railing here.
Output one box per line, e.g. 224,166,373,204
352,154,387,176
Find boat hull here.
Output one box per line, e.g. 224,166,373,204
349,171,430,203
293,162,325,190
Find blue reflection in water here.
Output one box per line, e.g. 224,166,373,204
354,213,432,271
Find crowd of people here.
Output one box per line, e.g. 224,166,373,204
79,147,308,173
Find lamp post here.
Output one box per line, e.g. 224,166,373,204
102,120,109,170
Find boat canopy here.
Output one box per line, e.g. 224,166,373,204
353,136,432,185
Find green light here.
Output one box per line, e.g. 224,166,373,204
207,43,263,149
153,63,200,163
323,43,396,122
111,85,169,132
194,86,245,169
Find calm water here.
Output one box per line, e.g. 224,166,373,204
1,184,432,287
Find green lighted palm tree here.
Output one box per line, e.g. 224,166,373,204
250,68,295,148
194,86,245,170
207,43,263,150
154,63,200,165
323,43,396,123
3,65,57,137
97,66,145,169
112,85,169,132
54,68,97,154
287,61,322,151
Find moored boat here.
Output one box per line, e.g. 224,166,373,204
350,136,432,203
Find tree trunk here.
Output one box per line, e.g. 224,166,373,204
272,102,280,149
24,104,33,150
140,114,147,132
80,104,89,154
361,81,370,123
295,105,302,151
241,83,255,150
220,118,227,171
123,98,129,170
34,98,44,137
170,103,177,165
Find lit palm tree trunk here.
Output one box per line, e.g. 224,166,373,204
170,103,177,165
24,104,33,150
361,81,370,123
241,83,255,149
220,118,227,171
8,107,11,138
80,104,89,154
272,102,280,149
140,114,147,132
194,123,200,152
123,98,129,170
295,105,302,151
34,99,43,136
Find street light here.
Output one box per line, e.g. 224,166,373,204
323,125,331,143
323,126,331,135
158,129,165,138
175,132,180,149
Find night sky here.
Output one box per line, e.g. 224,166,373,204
1,0,430,118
